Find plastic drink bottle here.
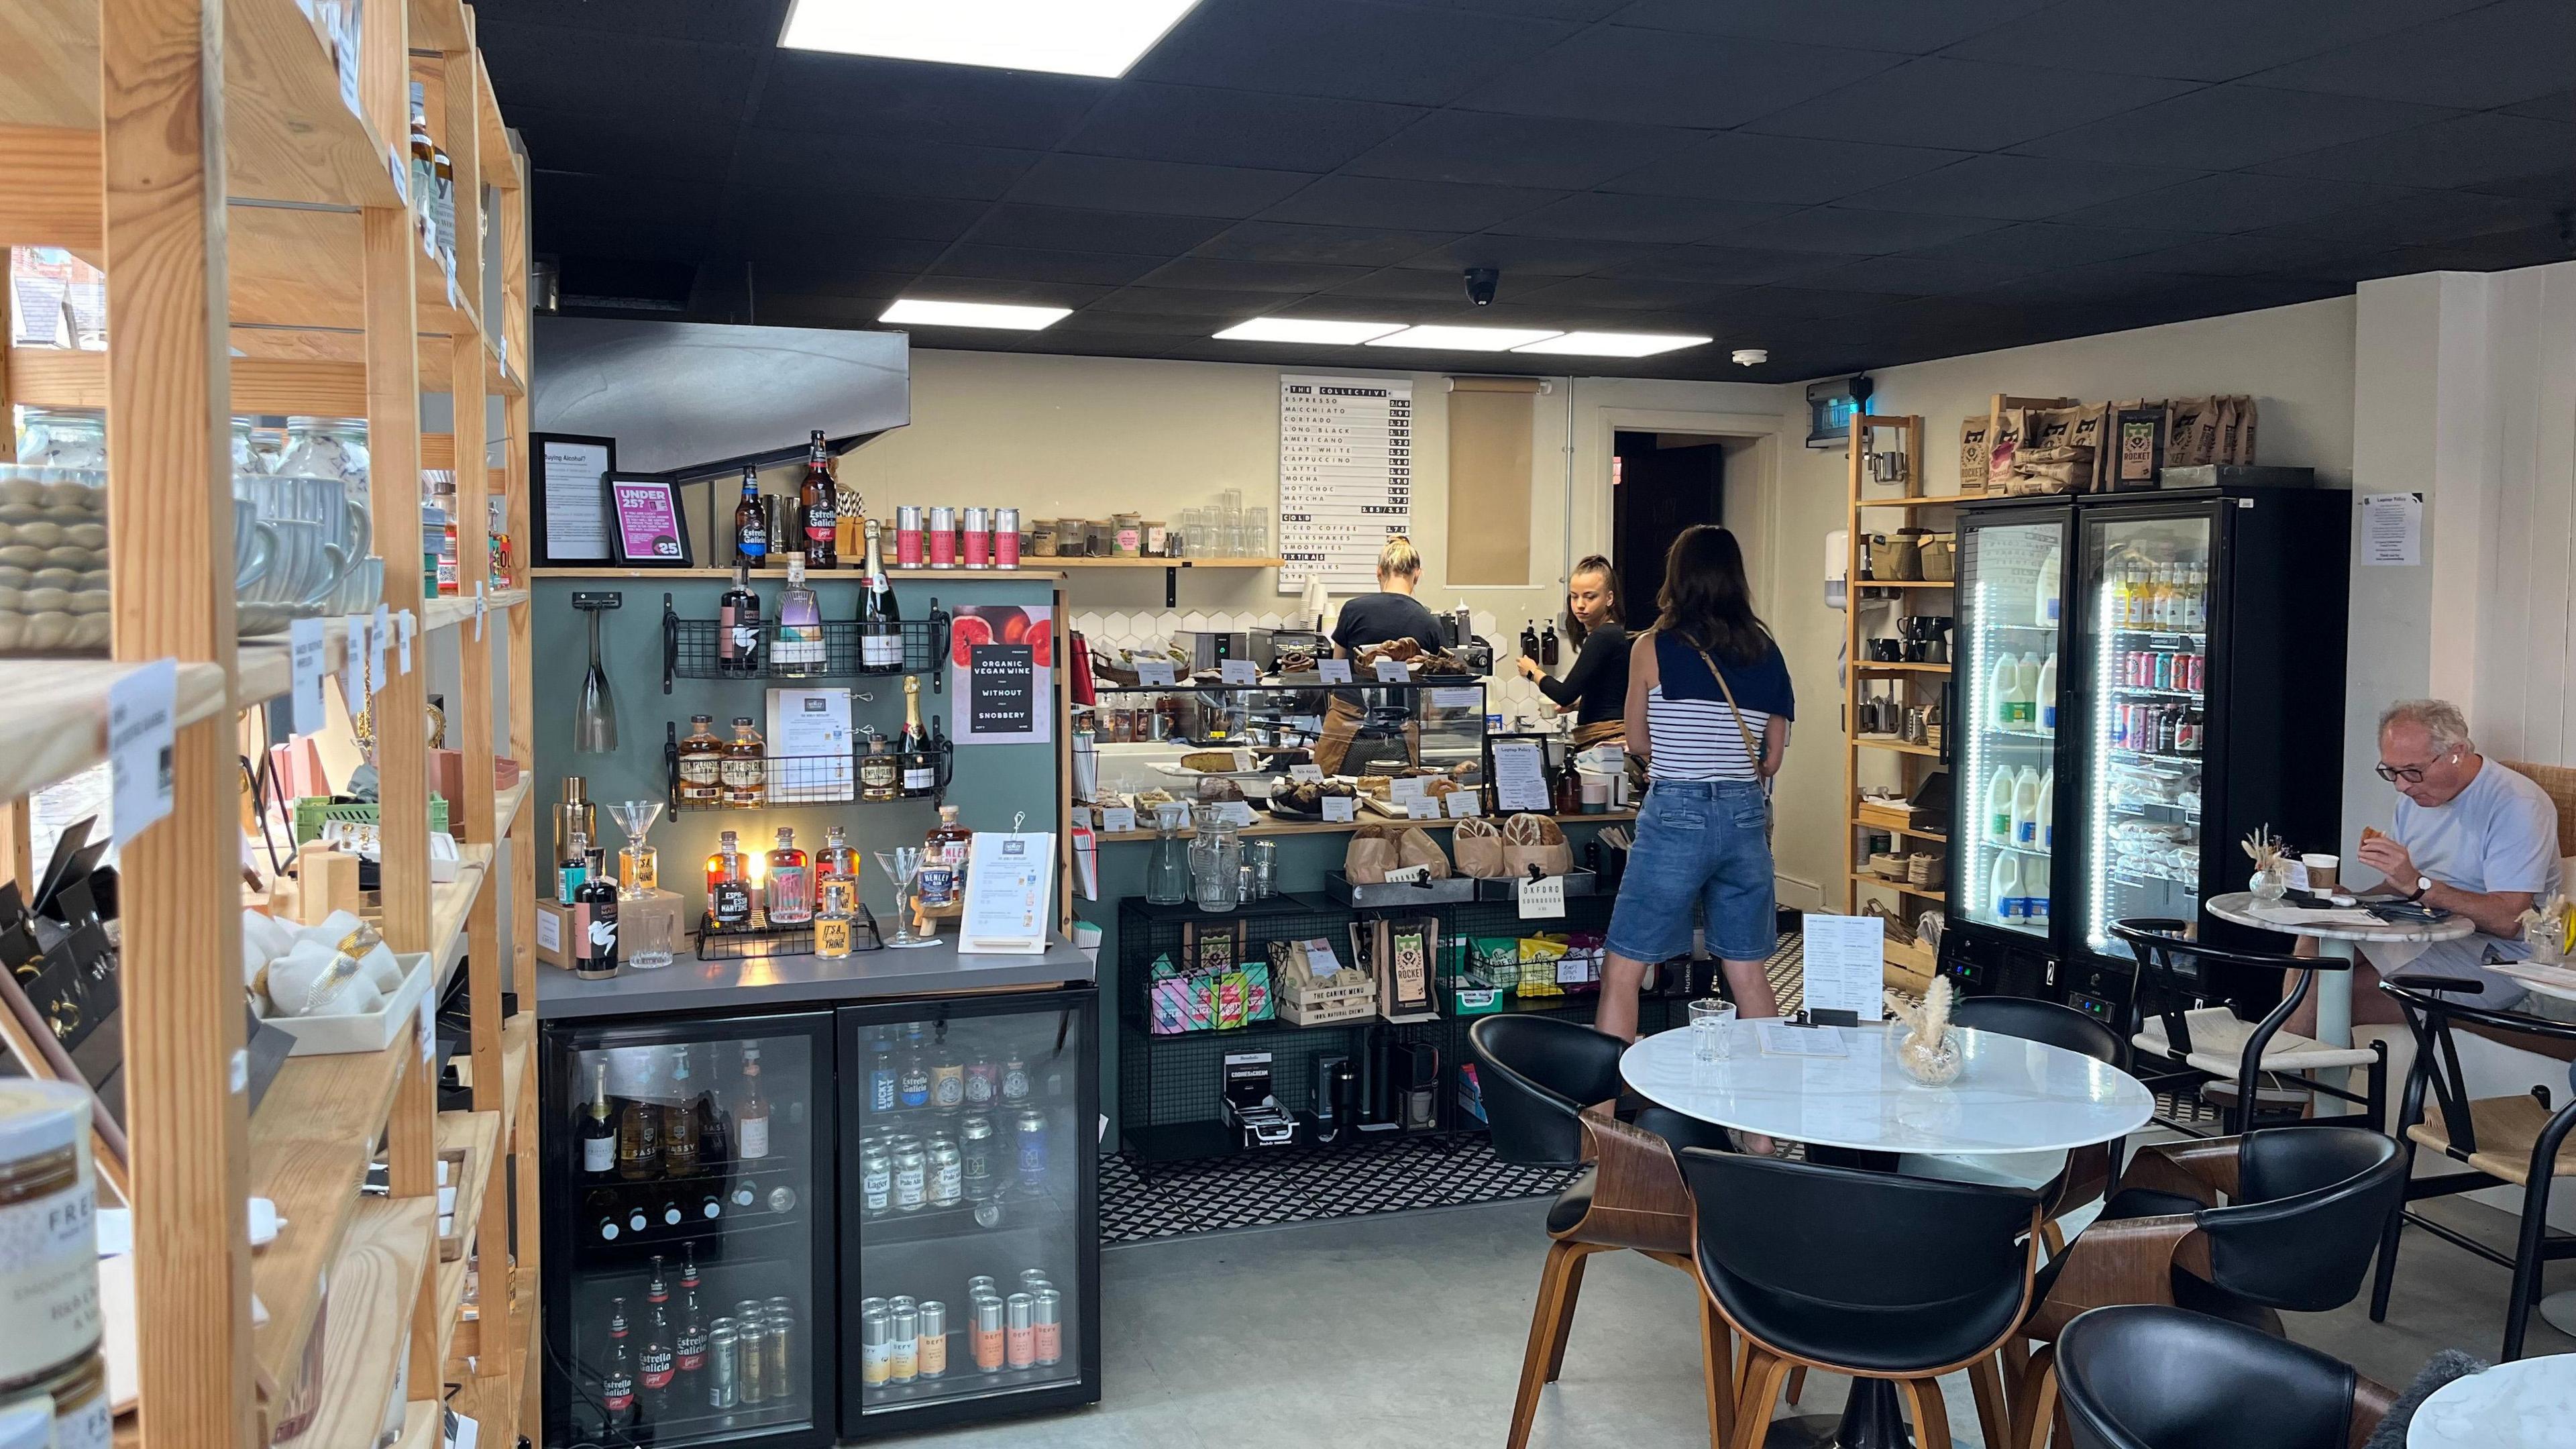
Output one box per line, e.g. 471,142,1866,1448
2036,653,2058,732
2012,767,2041,848
1992,853,2022,922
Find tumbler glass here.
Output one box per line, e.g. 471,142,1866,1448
1688,998,1737,1061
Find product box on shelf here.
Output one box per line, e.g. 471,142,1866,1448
1269,937,1373,1026
265,951,433,1056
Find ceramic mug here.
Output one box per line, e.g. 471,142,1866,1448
328,555,384,615
233,497,277,592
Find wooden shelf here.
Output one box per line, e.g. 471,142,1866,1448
1091,807,1634,844
434,1109,502,1366
295,1197,438,1449
1854,661,1951,674
1849,872,1946,902
1852,579,1954,589
494,777,530,839
390,1401,441,1449
1854,494,1986,509
246,1036,413,1398
1854,818,1947,843
1049,556,1283,569
431,843,495,991
0,658,234,802
421,588,529,635
1853,737,1943,758
530,560,1279,581
496,1014,533,1146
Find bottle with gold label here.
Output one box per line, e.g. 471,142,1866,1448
815,825,859,918
676,716,724,808
720,716,767,806
898,675,937,796
858,733,900,802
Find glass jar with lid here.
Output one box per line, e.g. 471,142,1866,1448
14,409,105,472
1187,804,1242,912
276,416,369,490
0,1081,101,1393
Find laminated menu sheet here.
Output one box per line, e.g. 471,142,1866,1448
1279,374,1411,594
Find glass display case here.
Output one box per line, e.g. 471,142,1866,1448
1085,678,1488,811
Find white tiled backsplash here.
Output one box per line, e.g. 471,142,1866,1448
1069,608,1556,727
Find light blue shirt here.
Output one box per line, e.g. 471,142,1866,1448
2390,758,2563,1000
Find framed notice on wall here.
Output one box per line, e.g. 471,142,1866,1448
1279,373,1412,596
530,432,617,566
605,473,694,568
949,603,1055,745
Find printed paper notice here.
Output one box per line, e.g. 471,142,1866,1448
288,617,328,736
1491,739,1551,813
2361,492,2422,566
107,659,177,845
1279,374,1412,595
1517,873,1564,919
961,831,1054,955
1799,912,1886,1021
539,438,614,561
952,604,1053,745
1317,659,1353,684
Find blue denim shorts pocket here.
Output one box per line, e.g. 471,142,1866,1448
1730,796,1768,831
1644,792,1705,832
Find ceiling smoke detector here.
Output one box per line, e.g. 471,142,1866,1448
1732,347,1768,367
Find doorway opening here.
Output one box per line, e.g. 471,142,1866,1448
1611,431,1727,623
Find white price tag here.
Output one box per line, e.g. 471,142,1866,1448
341,614,369,710
395,608,416,674
386,144,408,203
535,908,560,955
1287,763,1325,783
1444,792,1483,818
1318,659,1353,684
474,582,488,640
288,617,328,735
1133,659,1177,687
1069,805,1092,829
1405,796,1444,820
1322,796,1356,822
1517,874,1566,919
417,991,435,1064
1383,864,1430,883
1430,686,1482,710
1213,801,1257,828
1218,657,1259,686
372,603,390,688
1099,806,1137,834
1373,659,1409,683
1389,775,1427,802
229,1048,249,1095
107,657,178,845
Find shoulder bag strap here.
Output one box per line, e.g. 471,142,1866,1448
1691,644,1768,782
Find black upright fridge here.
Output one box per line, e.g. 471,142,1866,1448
1941,475,2351,1017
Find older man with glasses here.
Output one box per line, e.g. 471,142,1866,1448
2287,698,2563,1034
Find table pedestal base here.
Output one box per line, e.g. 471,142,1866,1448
1755,1380,1917,1448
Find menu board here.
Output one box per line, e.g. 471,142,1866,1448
1279,374,1411,594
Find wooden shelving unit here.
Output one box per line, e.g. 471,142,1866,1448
0,0,539,1444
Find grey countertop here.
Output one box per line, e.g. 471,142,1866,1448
535,935,1097,1020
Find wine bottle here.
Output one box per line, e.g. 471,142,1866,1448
856,517,903,674
663,1047,701,1177
580,1063,616,1176
718,564,762,678
738,1045,773,1161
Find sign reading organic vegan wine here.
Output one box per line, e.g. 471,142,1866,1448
949,603,1054,745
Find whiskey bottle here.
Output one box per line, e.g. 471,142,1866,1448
580,1062,616,1177
718,564,763,678
705,830,753,930
733,466,768,568
663,1046,702,1177
857,734,900,803
616,1081,662,1182
856,517,903,674
765,827,813,926
677,714,724,808
737,1046,773,1161
720,716,767,806
798,429,838,569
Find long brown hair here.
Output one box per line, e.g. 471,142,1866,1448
1562,554,1619,648
1653,525,1770,666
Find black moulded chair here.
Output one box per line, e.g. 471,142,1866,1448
2006,1124,2407,1448
2055,1305,2395,1449
2111,918,2387,1134
2374,975,2576,1360
1676,1148,2040,1449
1957,996,2127,1246
1467,1015,1739,1449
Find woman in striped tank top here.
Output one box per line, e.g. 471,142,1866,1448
1600,527,1792,1088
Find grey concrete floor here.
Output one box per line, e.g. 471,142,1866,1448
869,1191,2574,1448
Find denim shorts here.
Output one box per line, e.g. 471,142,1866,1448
1605,779,1776,964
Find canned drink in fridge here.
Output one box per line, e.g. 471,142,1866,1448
708,1320,741,1408
1001,1053,1030,1102
962,506,991,568
889,1295,917,1315
995,508,1021,569
1018,1267,1051,1287
919,1301,949,1379
894,1141,928,1212
861,1145,892,1216
860,1297,889,1318
965,1275,996,1300
859,1309,891,1388
765,1306,794,1399
1014,1108,1049,1184
930,1137,964,1208
928,506,957,568
897,504,924,568
890,1308,919,1385
739,1313,768,1405
973,1296,1007,1373
1005,1293,1036,1370
960,1116,998,1201
1033,1288,1063,1366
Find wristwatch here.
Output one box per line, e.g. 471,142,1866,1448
2408,875,2434,902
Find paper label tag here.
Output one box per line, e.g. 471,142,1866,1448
1518,875,1566,919
1389,776,1427,801
535,908,560,955
107,657,178,845
1099,806,1136,834
1322,796,1356,822
474,582,488,640
1405,796,1444,820
1444,792,1482,818
1318,659,1353,684
386,144,408,203
1212,801,1257,828
1287,763,1325,782
1133,659,1177,687
1430,687,1481,710
417,991,436,1064
396,608,416,674
289,617,328,735
1383,865,1430,884
229,1048,249,1095
1373,659,1409,683
1218,658,1258,686
341,614,369,711
372,603,391,688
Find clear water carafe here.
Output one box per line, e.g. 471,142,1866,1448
1187,804,1242,912
1144,804,1191,906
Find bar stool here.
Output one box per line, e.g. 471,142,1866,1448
1467,1016,1739,1449
2054,1305,2395,1449
2375,975,2576,1359
2111,918,2387,1134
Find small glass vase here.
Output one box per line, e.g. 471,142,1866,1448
2250,863,2290,902
1897,1027,1963,1085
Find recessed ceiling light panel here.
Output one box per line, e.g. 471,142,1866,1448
1364,325,1564,352
880,299,1072,330
1212,319,1407,344
1511,331,1714,358
780,0,1203,78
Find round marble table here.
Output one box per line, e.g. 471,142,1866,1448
2407,1353,2576,1447
2206,891,2477,1116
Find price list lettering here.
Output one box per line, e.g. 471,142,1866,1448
1279,373,1413,594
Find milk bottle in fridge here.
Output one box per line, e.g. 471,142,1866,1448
1987,767,2017,844
2036,653,2058,733
2012,767,2041,847
2039,769,2055,849
2015,653,2043,729
1991,852,2023,922
1992,653,2024,730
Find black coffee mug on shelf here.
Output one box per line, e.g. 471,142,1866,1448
1868,638,1902,662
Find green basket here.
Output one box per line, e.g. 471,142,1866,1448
292,796,450,844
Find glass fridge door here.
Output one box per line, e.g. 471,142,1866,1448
1958,515,2069,937
557,1014,833,1448
2082,513,2214,956
844,990,1097,1428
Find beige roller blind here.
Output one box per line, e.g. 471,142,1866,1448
1446,376,1540,585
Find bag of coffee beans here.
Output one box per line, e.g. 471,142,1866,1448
1987,409,2026,491
1958,415,1990,494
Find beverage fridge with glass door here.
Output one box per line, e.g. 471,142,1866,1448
1943,476,2351,1019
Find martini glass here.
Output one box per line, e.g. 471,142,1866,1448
606,800,664,898
874,847,936,948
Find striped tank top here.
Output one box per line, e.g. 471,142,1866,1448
1645,631,1794,782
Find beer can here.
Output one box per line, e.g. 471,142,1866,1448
960,1116,998,1201
1005,1293,1036,1370
962,506,991,569
889,1307,919,1385
1032,1287,1063,1366
973,1295,1008,1374
919,1301,949,1379
889,1295,917,1314
995,508,1022,570
1018,1267,1051,1287
928,506,957,569
893,1141,928,1212
861,1145,892,1216
965,1275,997,1300
708,1319,741,1408
930,1137,964,1208
765,1305,794,1399
896,504,924,569
859,1309,891,1388
1014,1108,1049,1185
739,1313,767,1405
859,1297,888,1318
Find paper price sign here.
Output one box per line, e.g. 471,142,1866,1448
1218,658,1258,686
1317,659,1352,684
1373,659,1409,683
1388,775,1427,802
1287,763,1325,782
474,582,488,640
1133,659,1177,687
395,608,417,674
1100,806,1137,833
1321,796,1356,822
372,603,391,690
1517,874,1566,919
1383,864,1430,884
1443,792,1482,818
1404,797,1444,820
107,658,178,845
288,617,328,735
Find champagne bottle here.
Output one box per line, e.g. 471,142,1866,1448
580,1062,616,1176
899,675,936,796
857,517,903,674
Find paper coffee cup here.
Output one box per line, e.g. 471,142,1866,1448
2302,853,2340,891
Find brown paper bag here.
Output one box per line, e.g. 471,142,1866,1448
2233,395,2258,464
1395,826,1452,879
1987,408,2027,491
2209,395,2239,470
1452,816,1506,878
1500,813,1572,877
1957,415,1990,494
1345,827,1399,885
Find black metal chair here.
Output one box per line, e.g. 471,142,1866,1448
1467,1016,1738,1449
1898,997,2126,1250
2055,1305,2395,1449
1677,1148,2037,1449
2373,975,2576,1359
2110,918,2387,1134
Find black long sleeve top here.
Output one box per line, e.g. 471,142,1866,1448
1534,623,1629,727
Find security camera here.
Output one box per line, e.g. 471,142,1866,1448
1464,268,1499,307
1732,347,1768,367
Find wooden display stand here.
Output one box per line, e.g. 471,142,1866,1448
0,1,539,1444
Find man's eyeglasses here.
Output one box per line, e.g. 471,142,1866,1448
2375,753,2455,784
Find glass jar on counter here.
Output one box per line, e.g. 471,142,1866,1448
1187,804,1242,912
1144,804,1191,906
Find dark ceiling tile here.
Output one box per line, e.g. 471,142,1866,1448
1907,221,2196,268
1128,0,1580,104
1133,257,1381,292
506,104,735,179
727,132,1042,201
536,212,714,265
2245,0,2576,110
1505,276,1743,310
1005,155,1317,218
729,264,917,301
2254,113,2576,191
1090,286,1298,317
1487,192,1797,243
1711,206,2007,255
1257,174,1565,231
1705,286,1911,321
1940,0,2489,82
2114,233,2375,278
1843,154,2198,221
2014,85,2455,170
2053,170,2426,234
737,233,950,272
2463,164,2576,203
1397,233,1676,276
479,0,788,42
749,52,1105,148
2380,223,2576,275
2507,91,2576,123
722,189,993,244
1746,60,2195,152
923,246,1167,288
960,207,1235,256
1343,111,1709,189
482,25,759,121
1061,84,1425,173
1601,131,1970,206
1611,0,2051,52
1595,244,1837,285
1412,0,1631,17
1454,25,1901,127
1191,221,1464,266
2263,190,2565,249
1317,268,1510,303
1790,255,2040,296
877,277,1119,309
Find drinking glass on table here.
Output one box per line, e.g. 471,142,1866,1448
1688,998,1737,1060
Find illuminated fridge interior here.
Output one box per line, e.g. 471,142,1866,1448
1959,517,2068,936
2084,515,2214,956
